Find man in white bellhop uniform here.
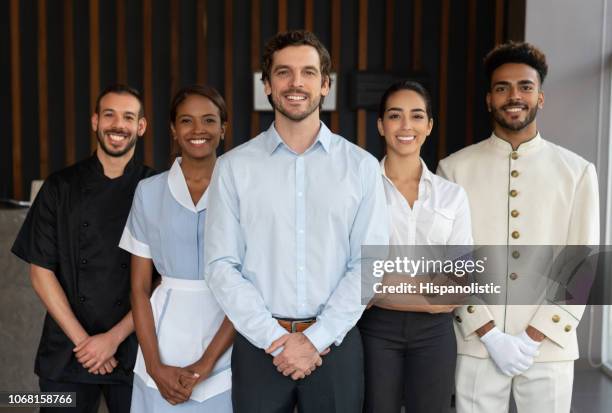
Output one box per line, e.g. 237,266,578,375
437,42,600,413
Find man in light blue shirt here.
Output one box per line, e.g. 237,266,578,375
204,30,388,412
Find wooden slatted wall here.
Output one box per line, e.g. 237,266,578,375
2,0,525,200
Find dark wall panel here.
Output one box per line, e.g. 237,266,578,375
1,0,14,198
74,0,92,161
46,0,66,176
20,0,40,198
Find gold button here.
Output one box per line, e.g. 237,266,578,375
511,170,519,177
511,210,519,218
509,272,518,280
467,306,475,313
564,325,572,332
552,315,560,323
509,189,518,197
455,316,462,323
512,250,520,259
511,152,519,160
512,231,520,239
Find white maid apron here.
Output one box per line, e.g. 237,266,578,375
133,276,232,402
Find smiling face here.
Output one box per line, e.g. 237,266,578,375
264,45,330,123
171,94,224,160
91,92,146,157
487,62,544,134
378,89,433,158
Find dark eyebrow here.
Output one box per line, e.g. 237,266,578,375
492,81,511,87
123,111,138,117
385,107,426,113
518,80,536,85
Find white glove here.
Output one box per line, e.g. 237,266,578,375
480,327,539,376
516,330,542,356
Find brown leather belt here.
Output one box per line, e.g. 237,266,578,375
275,318,316,333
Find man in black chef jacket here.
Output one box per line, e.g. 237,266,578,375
12,84,156,413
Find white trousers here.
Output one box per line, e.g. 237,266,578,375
455,355,574,413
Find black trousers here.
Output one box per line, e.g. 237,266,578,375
231,327,364,413
358,307,456,413
39,377,132,413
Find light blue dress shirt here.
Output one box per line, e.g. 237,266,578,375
204,122,389,353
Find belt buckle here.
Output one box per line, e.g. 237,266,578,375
289,318,313,333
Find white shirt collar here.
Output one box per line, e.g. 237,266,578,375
168,157,208,213
380,156,433,200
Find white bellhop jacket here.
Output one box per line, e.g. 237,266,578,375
437,133,599,361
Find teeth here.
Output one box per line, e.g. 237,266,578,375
190,139,208,145
109,134,125,142
397,136,415,142
506,107,523,113
287,95,306,101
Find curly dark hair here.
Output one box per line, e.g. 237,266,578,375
484,42,548,88
261,30,331,108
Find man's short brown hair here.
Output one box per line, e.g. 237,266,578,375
261,30,332,89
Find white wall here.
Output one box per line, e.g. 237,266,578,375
526,0,612,364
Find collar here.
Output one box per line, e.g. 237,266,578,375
167,157,208,213
489,131,543,153
380,156,433,202
380,156,433,184
262,121,332,154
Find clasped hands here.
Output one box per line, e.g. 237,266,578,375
74,332,121,375
266,332,330,380
480,327,541,377
148,362,207,405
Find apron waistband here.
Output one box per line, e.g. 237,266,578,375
160,276,209,291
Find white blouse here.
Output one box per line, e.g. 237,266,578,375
381,156,473,246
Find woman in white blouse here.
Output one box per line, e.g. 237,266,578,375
359,81,473,413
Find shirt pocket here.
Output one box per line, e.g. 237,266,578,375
426,208,455,244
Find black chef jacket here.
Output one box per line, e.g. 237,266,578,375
12,154,155,384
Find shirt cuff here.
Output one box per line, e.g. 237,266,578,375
119,227,151,259
303,321,335,353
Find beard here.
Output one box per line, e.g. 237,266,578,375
270,89,322,122
96,128,138,157
491,102,538,132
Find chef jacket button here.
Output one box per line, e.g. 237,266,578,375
511,210,520,218
552,314,560,323
512,251,520,259
116,300,123,306
509,189,518,197
512,231,520,239
467,306,475,313
82,221,89,227
511,151,519,160
455,316,462,323
79,296,86,303
509,272,518,280
81,258,87,265
121,263,128,269
564,325,572,332
511,170,519,178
